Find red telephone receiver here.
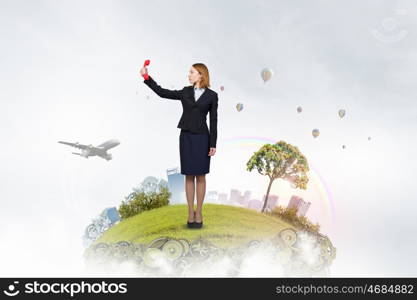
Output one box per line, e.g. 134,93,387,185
142,59,150,80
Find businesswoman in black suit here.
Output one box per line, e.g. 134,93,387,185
140,63,218,229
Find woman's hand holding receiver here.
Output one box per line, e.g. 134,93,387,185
140,66,148,80
140,59,151,80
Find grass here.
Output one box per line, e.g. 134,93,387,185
93,203,296,248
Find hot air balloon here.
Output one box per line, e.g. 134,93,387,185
342,145,346,149
368,136,371,141
312,129,320,138
261,68,273,83
338,109,346,118
146,95,150,100
297,106,302,113
220,86,224,91
236,103,244,112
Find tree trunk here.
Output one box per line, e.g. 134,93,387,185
261,178,274,213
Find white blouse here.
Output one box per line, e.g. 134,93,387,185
194,86,205,100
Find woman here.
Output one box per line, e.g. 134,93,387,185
139,63,218,229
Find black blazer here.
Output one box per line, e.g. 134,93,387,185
143,75,218,148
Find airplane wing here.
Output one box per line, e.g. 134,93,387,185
58,141,90,150
96,139,120,151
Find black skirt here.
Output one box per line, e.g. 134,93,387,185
179,129,211,175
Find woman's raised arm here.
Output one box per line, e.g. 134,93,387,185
143,75,183,100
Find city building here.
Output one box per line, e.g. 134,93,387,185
229,189,241,205
247,199,263,211
218,193,228,204
206,191,219,203
287,195,311,216
229,189,251,206
243,191,251,204
263,194,279,211
166,167,185,204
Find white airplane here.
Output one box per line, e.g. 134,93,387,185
58,139,120,161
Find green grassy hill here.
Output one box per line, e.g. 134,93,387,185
94,203,295,248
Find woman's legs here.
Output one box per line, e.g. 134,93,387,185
195,174,206,222
185,174,206,223
185,175,196,222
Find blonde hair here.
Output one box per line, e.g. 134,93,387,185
192,63,210,88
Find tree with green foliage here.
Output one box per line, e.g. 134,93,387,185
246,140,309,212
119,186,170,219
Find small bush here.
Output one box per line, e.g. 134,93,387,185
268,205,320,233
119,186,170,219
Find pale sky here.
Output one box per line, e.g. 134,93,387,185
0,0,416,276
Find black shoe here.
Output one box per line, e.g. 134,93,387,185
194,221,203,229
187,221,195,228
